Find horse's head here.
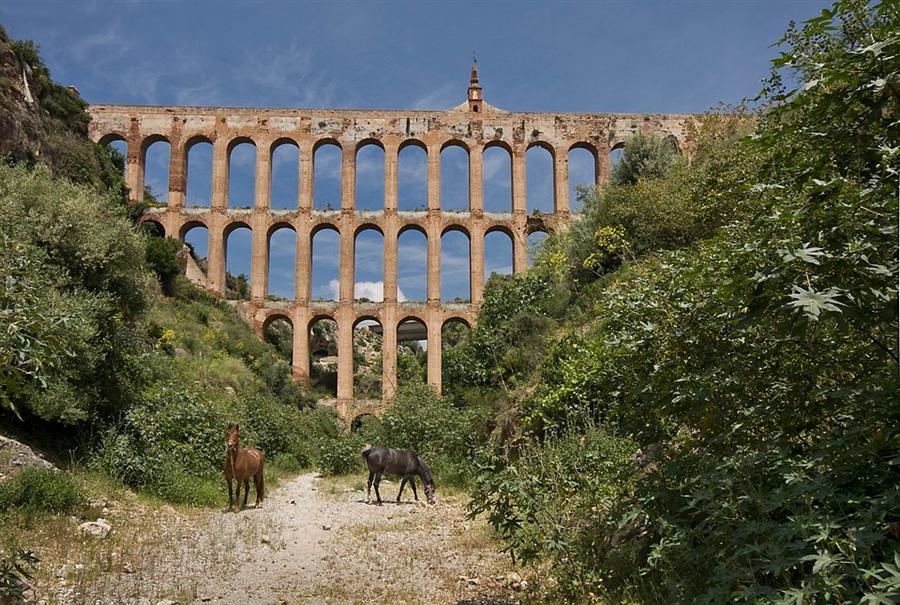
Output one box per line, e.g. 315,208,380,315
417,455,437,505
226,423,240,453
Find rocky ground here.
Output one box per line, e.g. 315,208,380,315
1,438,530,605
171,472,527,605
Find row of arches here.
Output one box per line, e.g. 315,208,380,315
106,137,603,214
90,105,690,400
147,218,547,303
260,309,473,401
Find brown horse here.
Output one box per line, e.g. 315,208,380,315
224,423,265,511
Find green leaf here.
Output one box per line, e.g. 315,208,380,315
787,286,845,319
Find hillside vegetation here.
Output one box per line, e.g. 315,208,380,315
0,1,898,604
452,3,899,603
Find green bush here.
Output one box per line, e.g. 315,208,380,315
0,465,85,513
317,433,366,477
468,425,637,600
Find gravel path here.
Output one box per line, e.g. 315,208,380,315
187,472,523,605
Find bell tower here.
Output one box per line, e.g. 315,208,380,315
467,60,483,113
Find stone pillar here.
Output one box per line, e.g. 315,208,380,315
342,143,355,211
339,217,355,302
554,145,569,215
469,144,483,214
211,138,229,211
249,143,271,301
470,222,485,304
511,146,527,214
425,311,442,395
426,142,441,212
125,124,142,205
381,307,398,401
256,142,272,211
206,137,230,296
293,307,311,385
249,216,268,301
383,216,399,304
426,216,441,304
336,308,354,400
206,214,227,297
298,141,314,211
469,144,485,302
597,144,611,184
384,142,399,213
511,146,529,273
424,141,443,304
295,216,312,302
167,123,186,210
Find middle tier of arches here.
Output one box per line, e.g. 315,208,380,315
144,207,555,305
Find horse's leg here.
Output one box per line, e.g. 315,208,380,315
409,476,419,502
255,469,264,507
366,469,375,503
227,478,234,510
241,478,250,508
397,477,409,502
373,471,384,505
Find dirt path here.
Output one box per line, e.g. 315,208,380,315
179,472,524,605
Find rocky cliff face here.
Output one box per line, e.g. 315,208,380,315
0,25,127,200
0,26,50,165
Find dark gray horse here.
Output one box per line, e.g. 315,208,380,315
361,446,436,505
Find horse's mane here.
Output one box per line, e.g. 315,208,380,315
416,454,434,485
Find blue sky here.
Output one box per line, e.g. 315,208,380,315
2,0,826,302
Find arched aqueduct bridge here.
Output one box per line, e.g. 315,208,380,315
88,67,693,420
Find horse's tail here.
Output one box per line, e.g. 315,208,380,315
361,445,373,459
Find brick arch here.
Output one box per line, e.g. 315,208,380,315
141,133,170,154
440,139,470,154
139,216,166,236
442,314,472,330
313,137,342,154
398,138,427,153
484,139,513,154
261,311,293,333
269,137,299,154
355,138,385,153
266,220,295,239
353,222,385,238
98,132,127,147
223,218,252,238
178,219,209,240
526,139,556,156
440,222,472,238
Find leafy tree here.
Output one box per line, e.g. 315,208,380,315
0,236,72,418
610,131,681,185
145,236,182,297
0,163,153,422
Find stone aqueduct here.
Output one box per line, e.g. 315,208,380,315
87,65,693,419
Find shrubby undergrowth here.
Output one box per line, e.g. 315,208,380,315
457,2,899,603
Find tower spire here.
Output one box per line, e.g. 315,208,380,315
467,58,483,113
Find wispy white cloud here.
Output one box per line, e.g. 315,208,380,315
411,82,457,111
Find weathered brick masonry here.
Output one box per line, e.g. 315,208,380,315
88,64,693,420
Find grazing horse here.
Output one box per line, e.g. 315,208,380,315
361,446,436,505
224,424,265,511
